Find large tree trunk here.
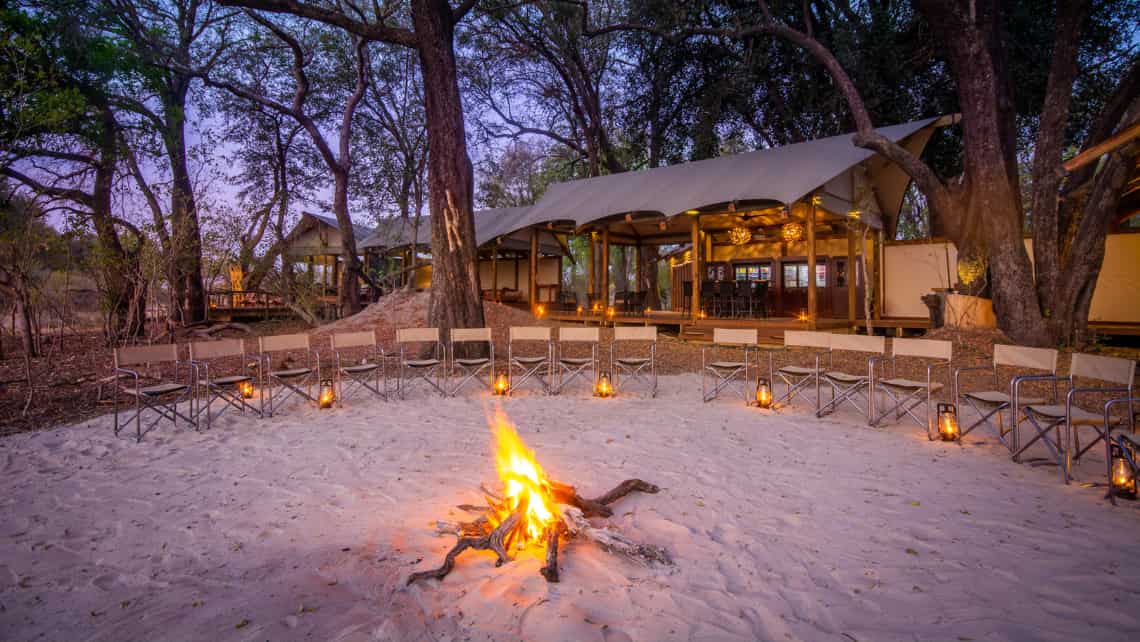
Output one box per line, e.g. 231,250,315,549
164,80,207,326
332,169,364,315
414,0,484,332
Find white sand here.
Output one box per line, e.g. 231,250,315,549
2,375,1139,642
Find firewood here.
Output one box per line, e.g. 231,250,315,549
407,507,522,585
539,522,566,583
550,478,660,517
559,506,673,567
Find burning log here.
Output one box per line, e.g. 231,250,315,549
408,508,522,585
408,411,669,586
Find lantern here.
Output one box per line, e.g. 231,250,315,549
645,306,652,316
535,304,546,318
238,380,255,399
493,372,509,396
1109,439,1137,499
781,221,804,243
698,309,707,320
937,403,959,441
594,373,614,398
576,305,583,316
605,306,616,320
729,226,751,245
811,194,823,206
796,309,809,323
318,379,335,409
753,376,772,409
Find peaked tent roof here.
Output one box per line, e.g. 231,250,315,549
501,117,941,237
304,212,375,241
359,207,563,254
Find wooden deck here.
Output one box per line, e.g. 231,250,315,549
545,310,856,343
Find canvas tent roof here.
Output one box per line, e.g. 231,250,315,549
360,207,564,255
496,117,943,238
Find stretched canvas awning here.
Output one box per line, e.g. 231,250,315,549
360,207,564,255
497,117,945,239
283,212,375,259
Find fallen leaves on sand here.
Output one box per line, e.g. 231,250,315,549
235,619,250,629
905,548,919,556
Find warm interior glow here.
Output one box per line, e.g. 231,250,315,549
782,221,805,243
489,412,557,546
729,226,751,245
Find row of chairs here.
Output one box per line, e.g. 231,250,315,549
111,326,660,442
700,328,1137,489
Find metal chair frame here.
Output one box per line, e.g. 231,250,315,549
259,334,320,416
702,328,758,403
189,338,262,430
611,326,658,397
448,328,494,397
816,335,885,423
113,344,197,442
332,331,388,406
871,338,952,438
508,326,554,396
554,327,599,395
767,330,831,412
954,344,1058,449
1017,354,1135,484
396,328,446,399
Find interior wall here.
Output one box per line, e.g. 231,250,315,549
475,257,560,291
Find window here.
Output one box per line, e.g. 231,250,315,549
783,263,808,288
784,263,825,288
759,265,771,281
734,264,768,281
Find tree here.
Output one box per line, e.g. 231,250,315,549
105,0,232,326
202,12,372,316
580,0,1139,346
0,2,148,343
218,0,486,335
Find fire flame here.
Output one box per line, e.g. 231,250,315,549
488,411,557,547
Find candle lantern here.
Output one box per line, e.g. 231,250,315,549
535,304,546,318
753,376,772,409
796,308,809,323
493,372,509,396
937,403,959,441
238,380,255,399
594,373,614,398
1109,439,1137,500
576,305,583,316
318,379,335,409
605,306,616,320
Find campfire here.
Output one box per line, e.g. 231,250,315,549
408,411,671,585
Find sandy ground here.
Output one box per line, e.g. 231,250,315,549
2,375,1139,642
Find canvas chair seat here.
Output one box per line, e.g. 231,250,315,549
559,357,593,366
405,358,441,368
1025,404,1104,425
964,390,1043,405
778,365,820,376
514,356,547,365
823,371,868,383
710,360,747,369
270,367,312,378
615,356,651,366
204,374,251,386
455,357,490,367
125,382,189,397
341,363,381,374
881,377,944,392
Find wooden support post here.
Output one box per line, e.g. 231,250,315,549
691,216,701,320
601,228,610,306
872,230,883,321
847,223,857,328
586,234,595,304
529,228,539,309
806,199,817,331
491,242,499,302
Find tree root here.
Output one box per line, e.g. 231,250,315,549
408,509,521,585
